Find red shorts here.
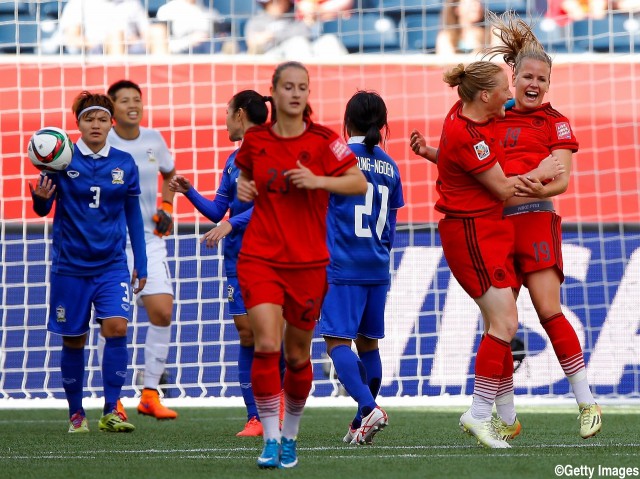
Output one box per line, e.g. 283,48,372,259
237,256,328,331
438,216,517,298
507,211,564,284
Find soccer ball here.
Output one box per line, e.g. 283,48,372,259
27,127,74,172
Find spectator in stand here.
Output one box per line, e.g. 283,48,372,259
296,0,354,26
59,0,166,55
614,0,640,11
156,0,221,54
244,0,347,59
436,0,491,55
545,0,607,26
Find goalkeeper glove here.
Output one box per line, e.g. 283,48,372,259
153,201,173,237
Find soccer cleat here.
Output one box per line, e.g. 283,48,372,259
578,403,602,439
99,410,136,433
68,411,89,433
350,406,388,445
236,417,263,437
256,438,280,469
137,389,178,420
459,409,510,449
343,423,357,444
492,416,522,441
279,437,298,469
116,399,128,421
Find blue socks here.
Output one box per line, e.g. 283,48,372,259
330,345,376,421
353,348,382,427
238,344,259,420
61,345,85,417
102,336,128,415
359,348,382,399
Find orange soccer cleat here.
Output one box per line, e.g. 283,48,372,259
236,417,263,437
137,389,178,420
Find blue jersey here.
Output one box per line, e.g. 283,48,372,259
326,139,404,285
36,140,142,276
184,149,253,276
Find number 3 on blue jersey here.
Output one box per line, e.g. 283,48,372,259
90,186,101,208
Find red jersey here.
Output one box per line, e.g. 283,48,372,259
235,121,357,268
499,103,579,177
435,100,505,218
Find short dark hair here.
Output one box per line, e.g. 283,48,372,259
71,91,114,120
107,80,142,101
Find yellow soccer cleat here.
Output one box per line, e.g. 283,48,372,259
578,403,602,439
68,411,89,433
492,416,522,441
99,410,135,433
459,409,511,449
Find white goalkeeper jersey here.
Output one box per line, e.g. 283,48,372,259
108,127,175,241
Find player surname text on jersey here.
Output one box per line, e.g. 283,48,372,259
357,156,395,178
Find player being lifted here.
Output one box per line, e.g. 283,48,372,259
411,12,601,441
320,91,404,446
103,79,178,420
31,91,146,433
482,11,601,440
413,61,562,448
170,89,285,437
235,61,367,468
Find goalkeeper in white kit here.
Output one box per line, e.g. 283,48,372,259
98,79,178,420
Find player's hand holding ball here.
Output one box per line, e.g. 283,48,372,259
27,127,74,172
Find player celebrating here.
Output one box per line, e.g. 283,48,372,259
428,62,563,448
30,91,146,433
105,79,178,420
170,89,283,437
235,61,367,468
320,91,404,446
483,11,601,440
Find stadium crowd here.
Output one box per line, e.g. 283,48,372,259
0,0,639,55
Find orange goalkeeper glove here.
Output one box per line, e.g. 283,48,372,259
153,201,173,237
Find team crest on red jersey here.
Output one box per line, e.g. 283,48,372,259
473,141,490,160
329,138,351,161
298,151,311,165
555,122,572,140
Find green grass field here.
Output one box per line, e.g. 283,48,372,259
0,406,637,479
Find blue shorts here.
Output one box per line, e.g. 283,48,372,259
226,275,247,316
319,283,389,340
48,270,132,337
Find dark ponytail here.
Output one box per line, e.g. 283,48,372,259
343,90,389,154
229,90,269,125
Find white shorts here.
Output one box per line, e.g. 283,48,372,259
127,235,174,303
